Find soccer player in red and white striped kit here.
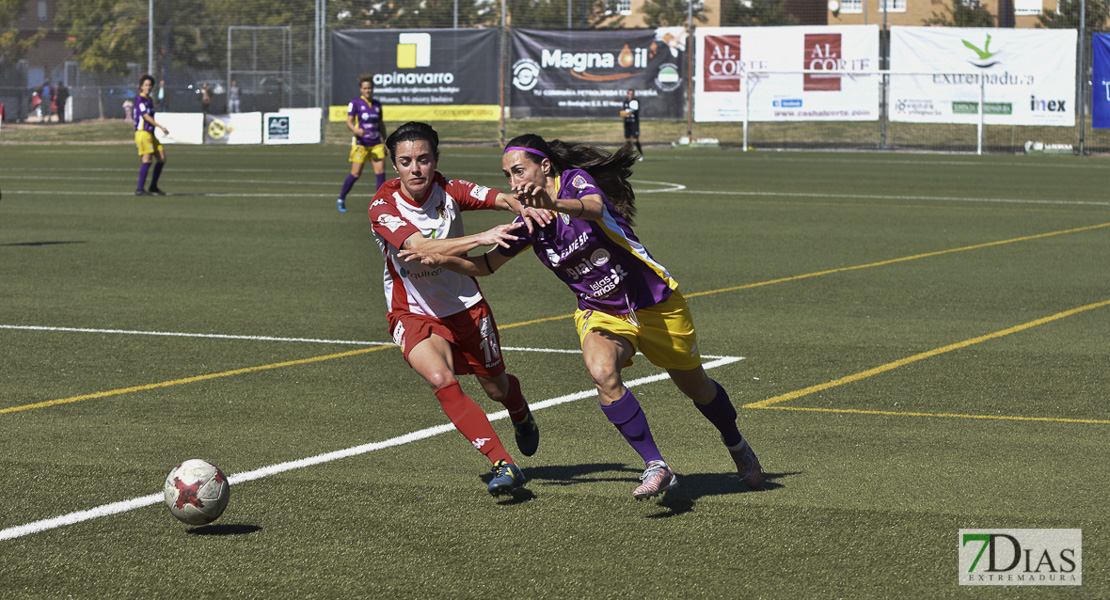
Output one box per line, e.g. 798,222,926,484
368,122,544,496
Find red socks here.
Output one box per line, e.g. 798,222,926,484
434,381,512,465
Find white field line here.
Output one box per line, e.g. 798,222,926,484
0,354,743,542
679,188,1110,207
0,324,585,353
6,186,1103,206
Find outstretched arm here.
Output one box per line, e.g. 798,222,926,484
492,191,553,232
399,221,523,256
398,248,515,277
512,183,603,221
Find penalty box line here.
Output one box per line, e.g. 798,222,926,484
0,355,743,542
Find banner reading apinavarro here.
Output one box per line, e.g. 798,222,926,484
694,26,880,123
331,29,500,121
889,27,1076,126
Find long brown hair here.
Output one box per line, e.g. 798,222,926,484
505,134,638,224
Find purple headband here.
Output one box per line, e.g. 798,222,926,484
504,146,549,160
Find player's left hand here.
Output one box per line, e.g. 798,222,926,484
474,221,524,248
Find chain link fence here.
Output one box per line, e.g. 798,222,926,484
2,1,1107,153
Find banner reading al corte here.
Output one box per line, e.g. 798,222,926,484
890,27,1076,126
331,29,499,121
694,26,879,122
509,28,687,119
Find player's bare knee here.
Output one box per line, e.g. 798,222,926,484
424,370,455,390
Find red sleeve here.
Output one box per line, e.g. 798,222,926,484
444,177,498,211
368,183,421,250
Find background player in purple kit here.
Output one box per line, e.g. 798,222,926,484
336,74,388,213
401,134,763,501
133,74,170,196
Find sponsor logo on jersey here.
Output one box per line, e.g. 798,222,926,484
377,215,406,233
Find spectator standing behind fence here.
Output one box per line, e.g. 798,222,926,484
40,80,53,123
157,80,166,111
122,96,134,122
228,80,240,113
200,82,211,113
335,74,388,213
621,89,643,161
54,82,69,123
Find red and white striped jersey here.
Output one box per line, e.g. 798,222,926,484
369,172,499,318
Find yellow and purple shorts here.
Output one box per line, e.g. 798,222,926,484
135,130,162,156
349,142,386,164
573,291,702,371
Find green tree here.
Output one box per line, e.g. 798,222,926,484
506,0,625,29
721,0,799,26
643,0,710,27
55,0,150,117
0,0,47,75
1037,0,1110,31
55,0,147,77
924,0,996,26
330,0,500,29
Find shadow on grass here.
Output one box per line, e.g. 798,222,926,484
0,241,88,247
648,470,799,518
512,462,799,516
186,523,262,536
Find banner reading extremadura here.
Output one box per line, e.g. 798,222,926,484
890,27,1077,127
509,28,687,119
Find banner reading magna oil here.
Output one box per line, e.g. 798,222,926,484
509,28,687,119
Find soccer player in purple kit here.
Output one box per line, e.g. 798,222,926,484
401,134,764,500
336,74,388,213
133,74,170,196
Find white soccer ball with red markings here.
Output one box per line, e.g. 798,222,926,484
163,459,230,525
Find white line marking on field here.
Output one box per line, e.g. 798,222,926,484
0,355,743,541
680,189,1110,207
0,324,583,353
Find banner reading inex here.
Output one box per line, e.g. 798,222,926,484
890,27,1076,126
509,28,687,119
694,26,879,123
331,29,499,122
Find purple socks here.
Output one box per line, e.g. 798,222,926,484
339,174,358,200
601,389,663,465
137,163,151,191
693,381,743,447
376,171,386,190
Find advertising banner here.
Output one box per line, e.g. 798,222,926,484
1092,34,1110,129
694,26,879,123
331,29,499,121
203,112,262,145
263,108,321,145
889,27,1076,126
154,113,204,144
509,28,687,119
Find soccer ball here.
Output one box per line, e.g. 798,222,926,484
163,459,230,525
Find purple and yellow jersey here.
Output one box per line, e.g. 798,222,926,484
497,169,678,315
348,96,384,147
133,93,155,133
